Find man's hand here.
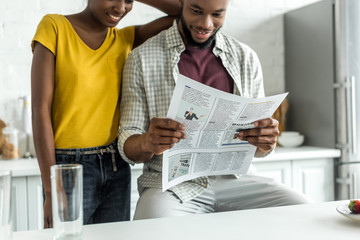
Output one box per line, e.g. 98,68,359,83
124,118,186,163
238,118,279,157
141,118,186,155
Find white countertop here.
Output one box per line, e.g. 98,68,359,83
13,201,359,240
0,158,40,177
253,145,341,162
0,146,341,175
132,146,342,169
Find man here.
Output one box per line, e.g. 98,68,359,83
118,0,312,219
184,107,203,120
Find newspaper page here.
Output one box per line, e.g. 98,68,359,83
162,74,288,191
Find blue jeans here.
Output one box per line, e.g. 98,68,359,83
54,140,130,224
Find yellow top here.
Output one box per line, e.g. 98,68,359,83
32,14,135,148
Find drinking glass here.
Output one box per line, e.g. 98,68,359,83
51,164,83,240
0,170,12,240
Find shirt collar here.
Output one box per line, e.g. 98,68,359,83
166,21,186,50
166,20,230,55
214,31,230,55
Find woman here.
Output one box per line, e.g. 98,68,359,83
31,0,180,227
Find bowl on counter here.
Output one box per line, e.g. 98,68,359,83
278,131,304,148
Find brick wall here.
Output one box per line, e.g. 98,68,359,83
0,0,320,152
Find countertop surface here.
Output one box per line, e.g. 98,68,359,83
0,158,40,177
13,200,360,240
0,146,341,176
253,145,341,162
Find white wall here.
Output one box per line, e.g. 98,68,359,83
0,0,320,150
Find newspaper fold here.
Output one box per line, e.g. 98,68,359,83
162,74,288,191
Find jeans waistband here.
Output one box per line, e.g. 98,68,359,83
55,139,118,171
55,139,117,155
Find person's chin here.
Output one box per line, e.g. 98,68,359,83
195,39,209,44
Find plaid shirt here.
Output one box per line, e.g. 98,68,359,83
118,21,265,202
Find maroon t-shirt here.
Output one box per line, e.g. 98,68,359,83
178,45,234,93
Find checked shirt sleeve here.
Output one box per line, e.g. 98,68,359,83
118,50,149,165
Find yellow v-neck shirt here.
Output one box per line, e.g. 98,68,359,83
32,14,135,148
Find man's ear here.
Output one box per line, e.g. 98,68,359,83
179,0,184,7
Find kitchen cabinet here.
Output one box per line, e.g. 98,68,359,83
251,161,292,186
130,166,142,219
26,176,43,230
292,159,334,202
11,176,43,232
253,157,335,202
0,146,341,230
11,177,28,231
129,146,340,218
0,159,42,232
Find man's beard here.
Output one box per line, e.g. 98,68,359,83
180,13,221,49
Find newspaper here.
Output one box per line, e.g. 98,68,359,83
162,74,288,191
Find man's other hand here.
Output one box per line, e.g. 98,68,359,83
238,118,279,157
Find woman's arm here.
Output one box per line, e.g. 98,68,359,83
31,42,56,228
133,0,181,48
138,0,180,16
